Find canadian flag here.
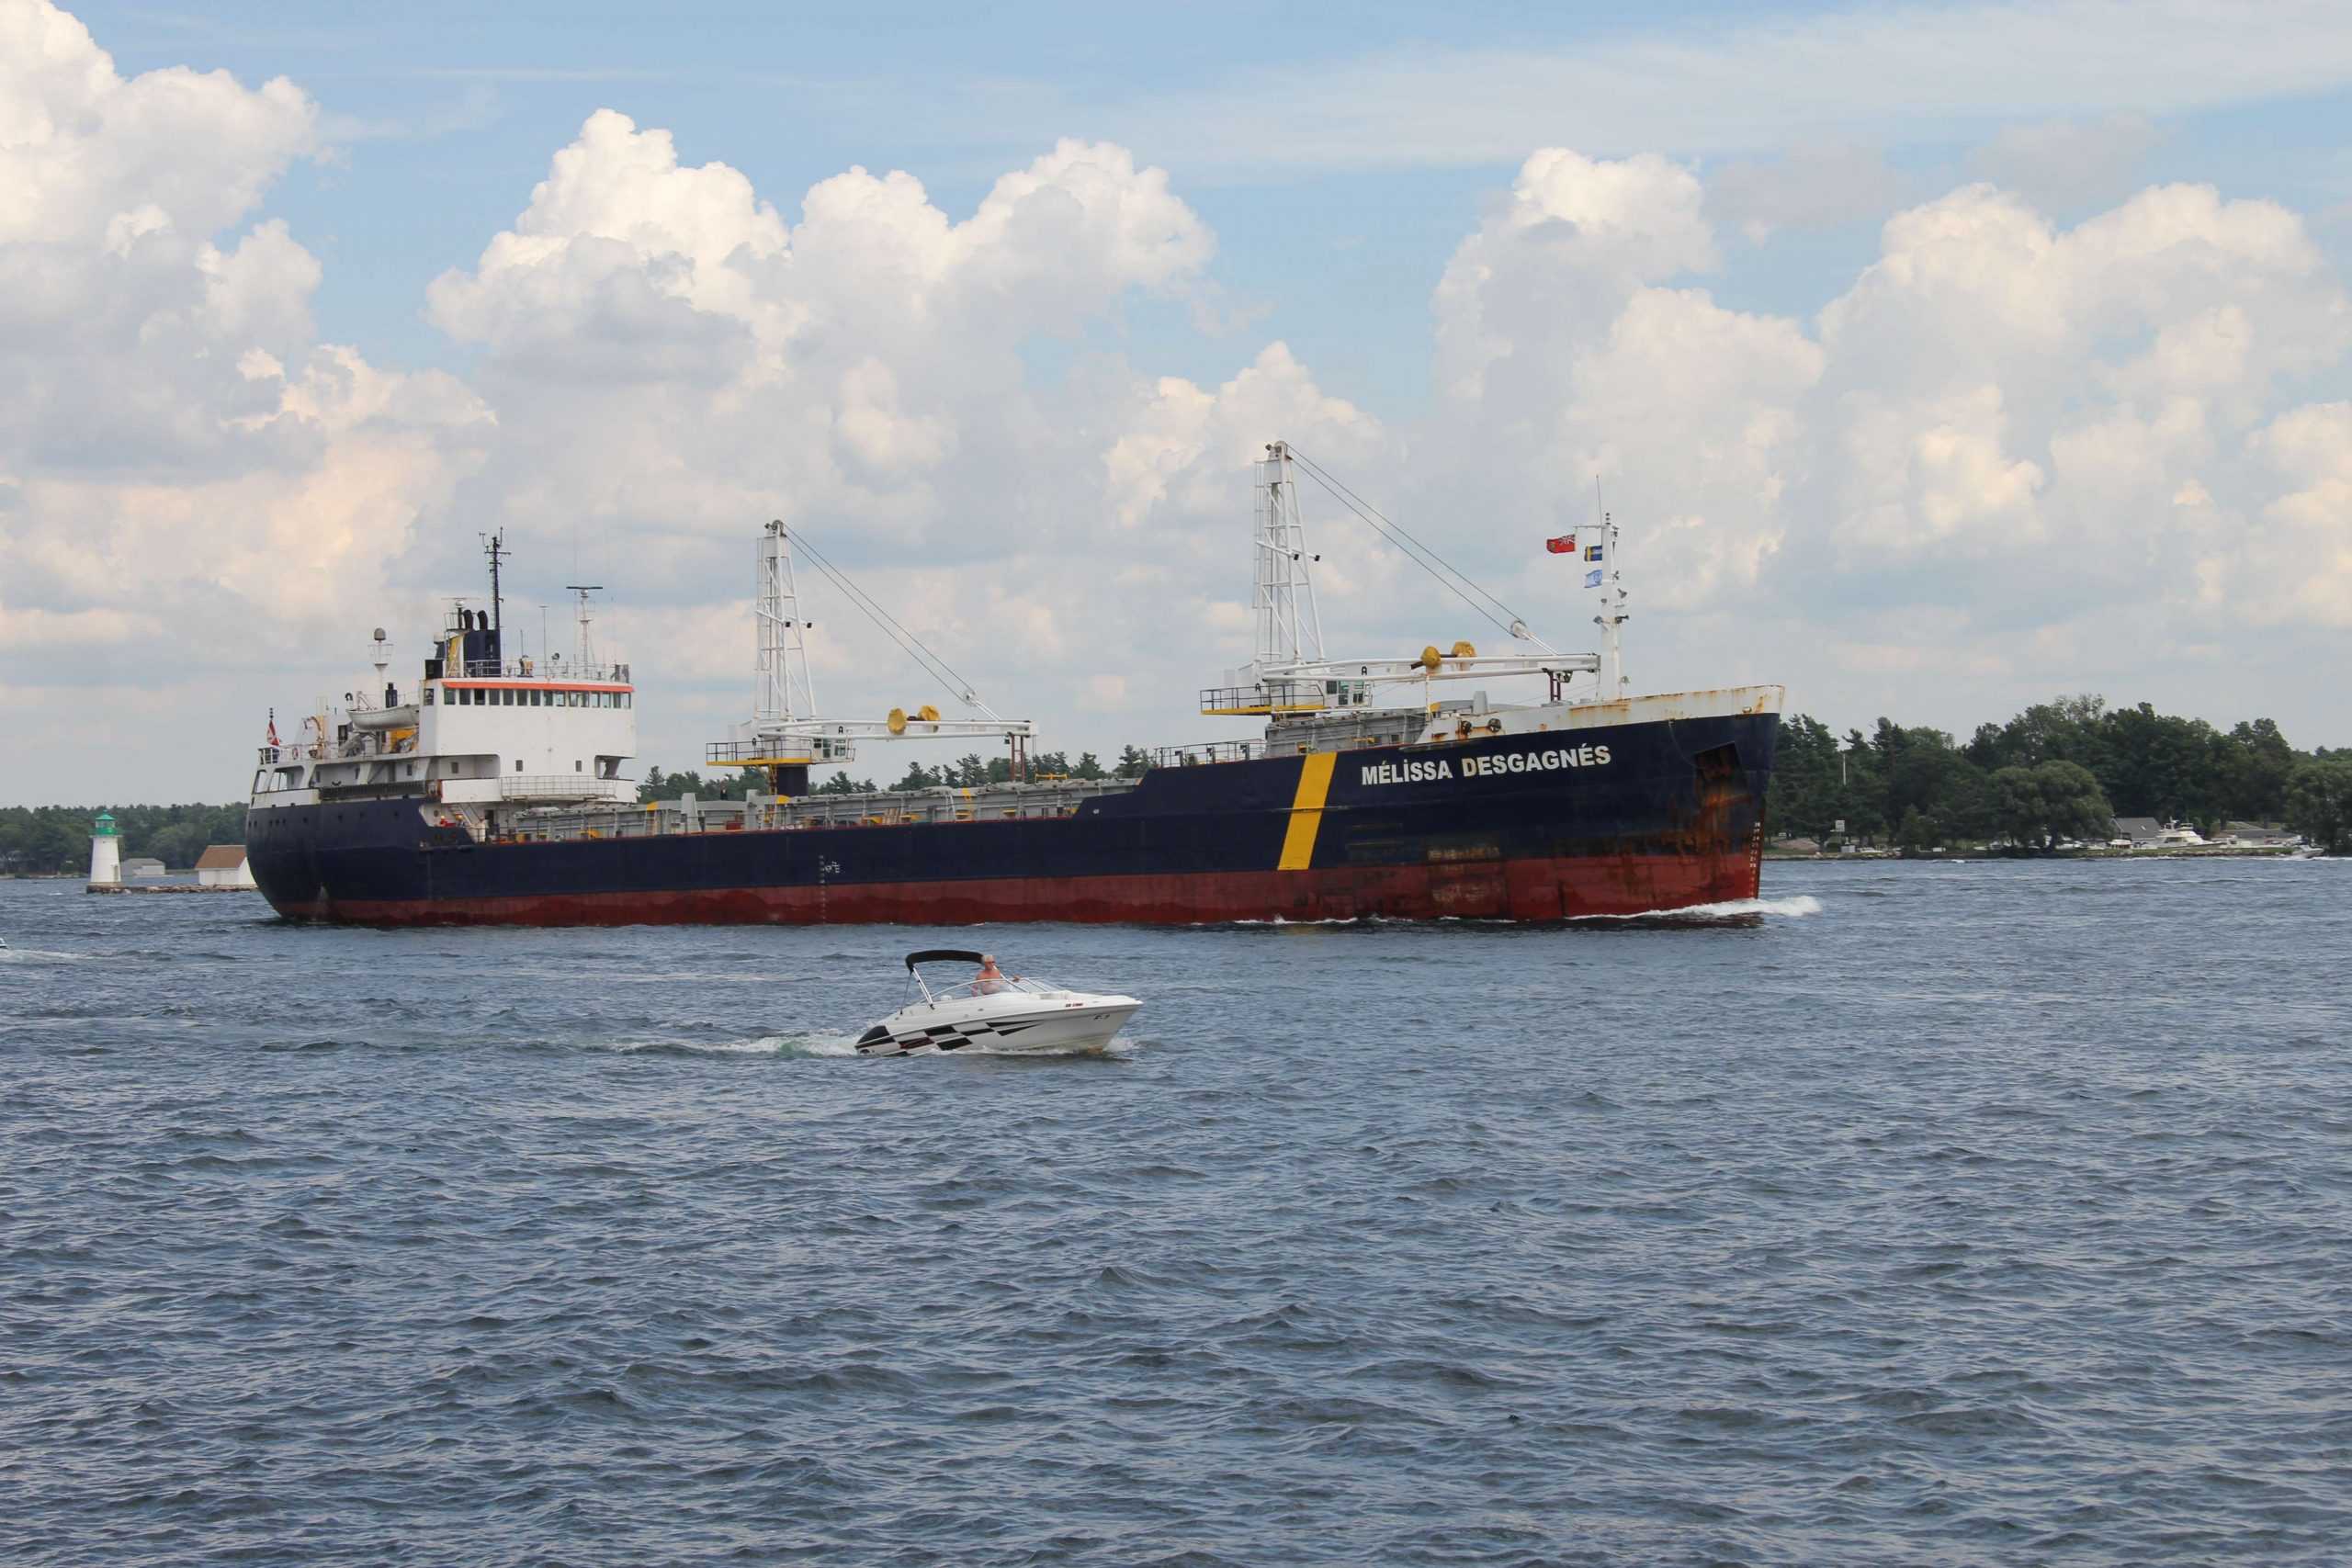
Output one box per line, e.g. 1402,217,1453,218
266,709,278,747
1544,533,1576,554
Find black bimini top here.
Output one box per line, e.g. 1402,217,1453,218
905,949,988,970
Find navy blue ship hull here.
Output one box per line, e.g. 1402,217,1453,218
247,710,1778,925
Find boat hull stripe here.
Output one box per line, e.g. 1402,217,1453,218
1277,751,1338,872
298,849,1761,926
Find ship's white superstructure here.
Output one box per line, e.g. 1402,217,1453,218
251,540,638,823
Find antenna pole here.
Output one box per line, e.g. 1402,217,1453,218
481,531,508,637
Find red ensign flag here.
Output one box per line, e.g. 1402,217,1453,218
1544,534,1577,554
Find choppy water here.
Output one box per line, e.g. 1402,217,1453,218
3,858,2348,1565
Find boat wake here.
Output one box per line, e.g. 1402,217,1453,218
601,1029,1136,1062
1571,893,1824,926
0,946,80,964
1685,894,1823,919
608,1031,863,1059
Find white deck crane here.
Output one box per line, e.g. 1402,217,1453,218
1201,442,1603,719
707,522,1036,791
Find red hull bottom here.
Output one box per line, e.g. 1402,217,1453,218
311,848,1765,927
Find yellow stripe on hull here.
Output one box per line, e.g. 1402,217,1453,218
1278,751,1338,872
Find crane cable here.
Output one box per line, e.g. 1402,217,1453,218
1283,446,1554,653
787,529,1002,720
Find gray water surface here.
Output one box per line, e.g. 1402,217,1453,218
3,858,2347,1564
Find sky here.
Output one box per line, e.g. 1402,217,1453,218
4,0,2350,805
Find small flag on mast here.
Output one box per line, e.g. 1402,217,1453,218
1544,533,1577,554
1584,569,1603,589
1584,544,1604,562
266,708,278,747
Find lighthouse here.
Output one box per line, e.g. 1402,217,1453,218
88,811,121,888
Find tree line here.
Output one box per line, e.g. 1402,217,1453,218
0,803,247,875
1769,695,2352,853
634,747,1157,802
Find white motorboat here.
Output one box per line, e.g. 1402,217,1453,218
855,950,1141,1057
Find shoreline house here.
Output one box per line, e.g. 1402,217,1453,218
195,845,257,889
2216,822,2302,849
119,856,167,879
2111,817,2164,849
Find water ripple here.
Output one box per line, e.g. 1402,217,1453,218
2,858,2347,1563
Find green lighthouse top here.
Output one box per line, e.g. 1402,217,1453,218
94,812,119,836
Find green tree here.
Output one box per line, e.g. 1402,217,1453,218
2283,760,2352,854
146,822,209,869
1114,744,1153,779
634,767,727,803
811,772,878,795
1765,715,1842,838
1834,728,1888,840
1991,761,2113,852
1894,806,1938,856
2220,718,2298,823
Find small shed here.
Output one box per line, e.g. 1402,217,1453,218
196,845,256,888
120,857,167,879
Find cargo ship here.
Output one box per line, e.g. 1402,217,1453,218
245,444,1781,925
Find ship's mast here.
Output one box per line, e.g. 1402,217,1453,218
567,583,603,670
481,531,508,638
1253,442,1325,692
1593,506,1628,701
753,521,817,726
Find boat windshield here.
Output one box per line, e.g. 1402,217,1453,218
927,973,1058,1001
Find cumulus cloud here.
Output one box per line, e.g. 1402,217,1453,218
0,0,484,741
425,113,1218,576
1430,151,1820,617
1369,145,2347,713
0,0,313,245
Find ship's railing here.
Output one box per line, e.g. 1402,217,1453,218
503,776,628,803
446,658,632,683
705,736,859,766
1198,681,1375,716
1146,739,1278,769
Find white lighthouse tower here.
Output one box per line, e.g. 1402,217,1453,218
87,811,122,888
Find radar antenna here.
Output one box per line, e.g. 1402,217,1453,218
566,583,604,671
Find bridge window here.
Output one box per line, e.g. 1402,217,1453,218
514,759,524,772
